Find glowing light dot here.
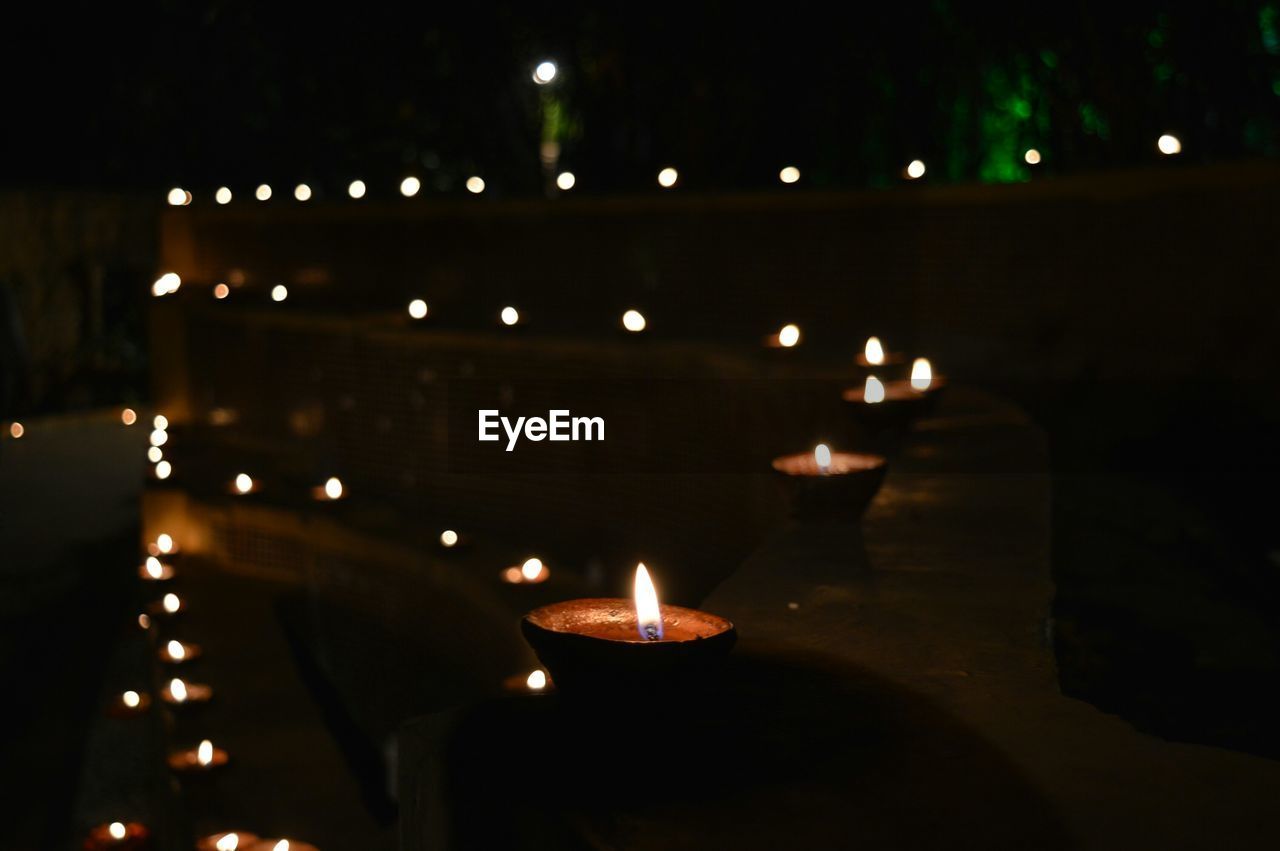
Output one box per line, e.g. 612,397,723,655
109,823,128,840
294,184,312,202
169,678,187,702
8,422,22,438
122,690,141,708
271,285,288,302
138,613,151,629
521,558,543,581
864,336,885,365
532,60,558,84
466,176,486,194
214,283,230,299
779,166,801,184
197,739,214,765
155,460,172,479
440,529,459,547
150,429,168,447
215,186,232,204
778,324,801,348
234,473,253,494
1024,148,1042,165
622,309,646,332
273,841,290,851
407,299,428,320
147,446,163,463
657,167,679,188
153,272,181,296
163,593,181,613
864,375,886,404
167,639,185,660
556,171,576,191
121,408,137,425
1158,134,1182,155
255,184,272,201
905,160,926,179
911,357,933,391
145,557,164,579
527,670,547,690
167,187,188,206
216,835,241,851
500,306,520,326
324,477,343,500
153,414,169,430
400,176,421,197
157,533,174,553
348,179,367,199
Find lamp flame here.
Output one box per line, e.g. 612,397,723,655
123,690,140,708
778,324,801,348
634,563,663,640
197,739,213,766
215,834,240,851
521,558,543,581
273,841,290,851
324,477,343,500
167,640,185,661
156,533,174,554
440,529,458,547
865,375,886,404
864,336,885,365
911,358,933,391
145,557,164,579
163,593,181,614
526,669,547,690
109,822,127,840
814,443,832,474
234,473,253,494
169,678,188,702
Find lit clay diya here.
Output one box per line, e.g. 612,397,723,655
168,739,229,773
160,677,213,706
842,373,946,430
522,564,735,694
105,690,152,718
196,831,260,851
84,821,150,850
771,444,888,520
244,838,320,851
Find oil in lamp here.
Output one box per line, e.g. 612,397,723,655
771,443,888,519
522,563,735,693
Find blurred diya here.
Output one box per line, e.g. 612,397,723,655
771,443,888,520
310,477,345,501
148,592,185,617
502,557,550,585
168,738,229,773
229,473,259,495
197,831,260,851
763,323,802,349
160,677,213,706
437,529,469,551
159,639,201,664
139,557,174,582
522,564,735,693
146,533,180,558
842,364,946,429
854,335,906,368
245,838,320,851
84,820,150,850
106,690,151,718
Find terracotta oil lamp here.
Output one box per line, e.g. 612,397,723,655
168,738,229,773
160,677,213,706
522,564,735,693
196,831,260,851
771,443,888,520
842,360,945,430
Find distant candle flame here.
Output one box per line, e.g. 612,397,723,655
154,415,169,430
911,357,933,391
439,530,458,548
197,739,214,766
149,428,168,447
526,669,547,690
156,533,174,554
109,822,127,840
814,443,832,473
521,558,543,581
778,324,801,348
864,336,885,365
324,477,343,500
122,690,140,708
864,375,886,404
163,593,181,614
634,563,663,640
273,840,290,851
167,640,185,661
215,834,240,851
169,678,188,702
234,473,253,494
145,557,164,579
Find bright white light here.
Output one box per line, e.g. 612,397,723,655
778,324,801,348
255,184,272,201
214,283,230,299
814,443,832,473
147,446,163,463
273,841,290,851
864,375,886,404
348,179,367,199
163,593,181,613
155,460,172,479
500,306,519,326
215,186,232,204
466,176,485,194
167,187,188,206
905,159,926,179
153,414,169,430
166,639,185,661
234,473,253,494
169,678,188,702
8,422,23,439
324,477,343,500
1024,148,1041,165
400,176,421,197
532,60,558,84
122,690,141,708
526,669,547,690
145,557,164,579
294,184,312,202
153,272,181,296
657,167,679,188
408,299,428,319
779,166,801,184
622,309,646,332
1157,134,1182,155
556,171,576,191
521,558,543,581
440,529,459,547
634,563,663,640
150,428,168,447
156,533,174,553
215,834,241,851
911,357,933,391
864,336,885,365
271,285,288,302
109,823,128,840
197,739,214,766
